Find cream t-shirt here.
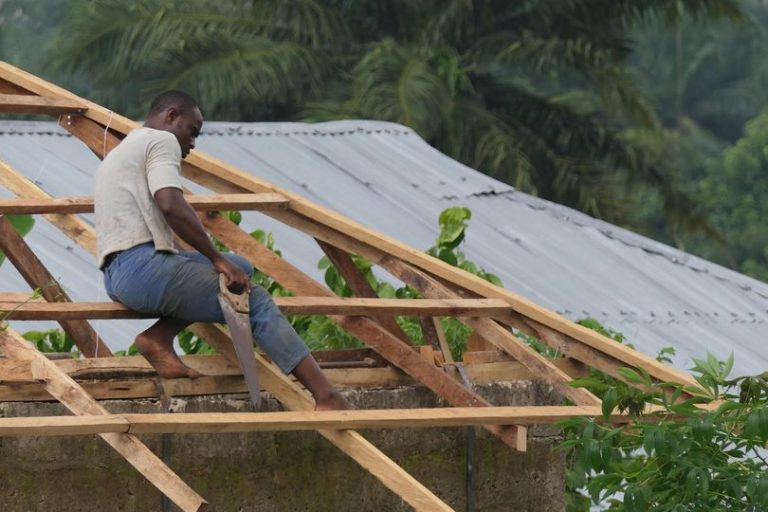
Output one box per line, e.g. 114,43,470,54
94,127,183,268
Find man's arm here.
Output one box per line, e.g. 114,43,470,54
154,187,249,293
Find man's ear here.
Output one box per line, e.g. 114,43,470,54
164,107,180,124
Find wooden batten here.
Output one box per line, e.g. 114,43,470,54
0,297,514,320
0,193,289,214
0,405,621,437
0,93,86,115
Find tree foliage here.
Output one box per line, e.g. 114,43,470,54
46,0,740,234
560,328,768,511
672,111,768,281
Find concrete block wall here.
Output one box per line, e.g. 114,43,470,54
0,382,565,511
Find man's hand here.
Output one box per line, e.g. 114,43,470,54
213,256,250,294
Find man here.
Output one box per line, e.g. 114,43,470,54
95,90,347,410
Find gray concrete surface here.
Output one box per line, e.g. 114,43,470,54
0,382,566,511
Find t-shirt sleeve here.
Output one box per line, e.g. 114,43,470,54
146,133,183,195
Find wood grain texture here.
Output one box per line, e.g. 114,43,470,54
0,406,618,437
0,93,86,114
0,297,513,320
0,193,288,214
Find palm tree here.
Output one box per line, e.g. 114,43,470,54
48,0,741,231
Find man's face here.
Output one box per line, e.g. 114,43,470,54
167,106,203,159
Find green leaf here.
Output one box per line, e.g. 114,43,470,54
744,406,768,443
602,387,618,419
617,367,646,385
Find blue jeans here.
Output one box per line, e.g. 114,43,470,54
103,243,309,374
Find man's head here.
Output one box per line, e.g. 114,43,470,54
144,90,203,159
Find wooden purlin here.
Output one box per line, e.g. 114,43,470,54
0,297,515,320
0,215,112,357
0,93,86,115
0,127,454,511
0,328,206,512
0,193,289,214
0,405,628,437
0,353,585,389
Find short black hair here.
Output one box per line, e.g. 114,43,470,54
147,90,199,117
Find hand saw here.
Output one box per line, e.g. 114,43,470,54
217,274,261,408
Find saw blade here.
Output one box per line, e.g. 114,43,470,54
218,294,262,408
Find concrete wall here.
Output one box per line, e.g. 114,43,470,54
0,382,565,511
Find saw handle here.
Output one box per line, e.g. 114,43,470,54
218,273,250,314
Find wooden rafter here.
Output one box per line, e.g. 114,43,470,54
0,60,708,510
317,239,413,344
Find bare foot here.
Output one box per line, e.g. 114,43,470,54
135,332,201,379
314,390,351,411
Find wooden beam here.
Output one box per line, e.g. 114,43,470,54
0,328,206,511
0,354,586,391
0,297,513,320
0,405,624,437
0,193,289,214
0,93,86,115
0,215,112,357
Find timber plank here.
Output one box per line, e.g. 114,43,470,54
0,193,289,214
0,359,586,402
0,406,618,437
0,297,513,320
0,328,206,511
0,93,86,114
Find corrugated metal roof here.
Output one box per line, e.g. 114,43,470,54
0,120,766,375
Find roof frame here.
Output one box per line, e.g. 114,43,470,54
0,61,703,511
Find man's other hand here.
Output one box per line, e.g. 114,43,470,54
213,256,250,294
